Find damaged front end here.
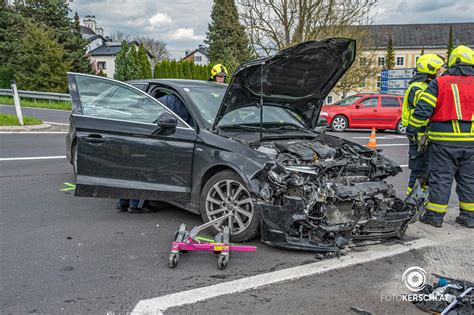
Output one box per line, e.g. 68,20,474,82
252,134,426,252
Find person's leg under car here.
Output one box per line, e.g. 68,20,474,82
454,147,474,228
420,143,457,227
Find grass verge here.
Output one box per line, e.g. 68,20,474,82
0,113,43,126
0,96,71,110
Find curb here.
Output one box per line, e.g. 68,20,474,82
0,123,52,131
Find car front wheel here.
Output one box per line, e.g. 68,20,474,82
199,170,259,242
396,119,406,134
330,115,348,132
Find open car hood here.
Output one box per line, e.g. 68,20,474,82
213,38,356,129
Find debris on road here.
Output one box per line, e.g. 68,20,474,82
413,274,473,314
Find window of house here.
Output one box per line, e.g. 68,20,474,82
376,75,381,88
381,96,401,107
195,55,202,62
378,57,385,66
359,57,367,66
97,61,106,70
326,95,333,104
396,57,405,66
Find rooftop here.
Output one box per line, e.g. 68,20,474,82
368,22,474,49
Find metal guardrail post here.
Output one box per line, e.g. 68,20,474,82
11,80,24,126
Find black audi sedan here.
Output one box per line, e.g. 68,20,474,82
66,38,425,251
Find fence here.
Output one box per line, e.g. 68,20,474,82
0,88,70,102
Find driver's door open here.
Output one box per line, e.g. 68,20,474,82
68,73,197,202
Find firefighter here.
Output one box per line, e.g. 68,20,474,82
209,64,228,83
402,54,445,195
407,45,474,228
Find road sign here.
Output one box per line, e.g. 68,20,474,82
380,68,415,95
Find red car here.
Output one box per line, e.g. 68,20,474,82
321,93,405,133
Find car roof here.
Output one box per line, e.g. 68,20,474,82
127,78,228,89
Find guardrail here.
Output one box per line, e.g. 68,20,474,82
0,88,70,102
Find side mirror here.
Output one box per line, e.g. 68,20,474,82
155,112,177,134
158,112,177,129
355,104,362,109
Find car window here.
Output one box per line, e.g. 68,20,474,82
334,95,363,106
182,85,226,123
381,97,401,107
358,97,378,107
218,105,306,127
75,76,169,124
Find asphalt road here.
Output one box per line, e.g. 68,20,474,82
0,104,70,124
0,117,469,314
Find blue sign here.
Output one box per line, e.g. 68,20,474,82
379,68,414,95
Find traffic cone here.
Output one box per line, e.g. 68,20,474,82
366,127,377,149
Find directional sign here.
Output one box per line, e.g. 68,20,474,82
380,68,415,95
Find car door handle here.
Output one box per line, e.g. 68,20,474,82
83,134,106,144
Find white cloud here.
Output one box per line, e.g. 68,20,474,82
168,28,205,41
148,12,172,26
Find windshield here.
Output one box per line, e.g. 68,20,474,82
217,105,308,128
334,95,363,106
182,85,226,123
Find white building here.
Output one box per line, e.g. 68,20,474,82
180,45,209,65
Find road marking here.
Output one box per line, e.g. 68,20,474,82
0,131,67,134
60,182,76,191
44,121,69,126
400,164,408,167
353,136,407,139
376,143,408,147
0,156,66,161
132,224,470,315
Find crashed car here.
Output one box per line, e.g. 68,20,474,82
66,38,425,251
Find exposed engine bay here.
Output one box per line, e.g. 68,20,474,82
251,134,426,251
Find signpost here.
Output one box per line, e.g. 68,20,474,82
380,68,415,96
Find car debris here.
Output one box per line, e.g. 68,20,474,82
413,274,473,314
249,133,427,251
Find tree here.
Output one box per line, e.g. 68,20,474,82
447,25,454,62
206,0,254,74
114,41,131,81
13,19,68,92
129,45,142,79
0,4,24,88
240,0,376,54
138,43,152,79
15,0,93,74
134,36,169,62
385,36,395,69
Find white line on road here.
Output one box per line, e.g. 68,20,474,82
131,223,471,315
0,131,67,134
352,136,407,139
0,156,66,161
376,143,408,147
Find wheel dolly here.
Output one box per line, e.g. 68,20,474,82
168,213,257,270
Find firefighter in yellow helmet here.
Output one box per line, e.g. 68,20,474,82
209,64,228,83
402,54,445,195
407,45,474,228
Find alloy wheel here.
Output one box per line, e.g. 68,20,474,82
205,179,254,235
332,116,347,131
398,121,407,134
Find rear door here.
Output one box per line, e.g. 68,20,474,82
350,96,379,128
380,96,403,128
68,73,197,202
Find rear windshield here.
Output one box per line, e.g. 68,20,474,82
334,95,363,106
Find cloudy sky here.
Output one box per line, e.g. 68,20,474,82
70,0,474,59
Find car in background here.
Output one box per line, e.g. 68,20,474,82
321,93,405,133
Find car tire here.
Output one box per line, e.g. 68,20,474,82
330,115,348,132
396,119,406,134
199,170,259,242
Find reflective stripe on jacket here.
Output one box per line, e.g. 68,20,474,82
402,81,428,127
